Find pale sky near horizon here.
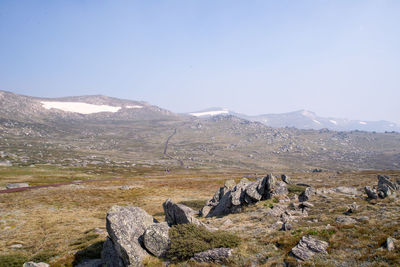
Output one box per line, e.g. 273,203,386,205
0,1,399,123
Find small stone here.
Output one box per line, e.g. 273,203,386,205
280,222,292,231
23,263,49,267
191,248,233,263
10,244,23,248
385,237,395,251
299,187,314,202
356,216,369,222
346,202,359,214
6,183,29,189
336,216,357,225
119,185,133,190
224,179,236,189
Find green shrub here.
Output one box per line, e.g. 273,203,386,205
167,224,240,262
30,250,57,263
287,184,307,195
73,240,104,265
0,254,29,267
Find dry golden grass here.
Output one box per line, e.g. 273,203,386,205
0,167,399,266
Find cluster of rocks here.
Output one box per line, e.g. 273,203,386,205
365,175,400,199
201,174,290,217
99,198,224,266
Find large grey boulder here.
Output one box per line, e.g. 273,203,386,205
298,187,314,202
102,206,155,267
163,198,203,226
208,181,248,217
23,263,49,267
191,248,233,264
6,183,29,189
291,235,328,261
143,222,170,257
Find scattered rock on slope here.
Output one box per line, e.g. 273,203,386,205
191,248,233,264
364,186,378,199
298,187,315,202
6,183,29,189
377,175,399,198
23,263,49,267
290,235,328,261
281,174,291,184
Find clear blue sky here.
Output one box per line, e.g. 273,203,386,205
0,1,399,123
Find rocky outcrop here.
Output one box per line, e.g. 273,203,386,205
336,216,357,225
143,222,170,257
377,175,399,198
191,248,233,264
203,174,288,217
102,206,155,267
365,175,399,199
385,237,395,251
291,235,328,261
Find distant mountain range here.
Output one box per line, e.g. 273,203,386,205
188,108,400,133
1,90,400,171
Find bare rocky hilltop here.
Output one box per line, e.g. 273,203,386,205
1,90,399,171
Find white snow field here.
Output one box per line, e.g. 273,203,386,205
41,101,122,114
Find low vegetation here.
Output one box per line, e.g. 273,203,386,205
166,224,240,261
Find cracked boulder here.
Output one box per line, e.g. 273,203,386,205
291,235,328,261
191,248,233,264
101,206,155,267
143,222,170,257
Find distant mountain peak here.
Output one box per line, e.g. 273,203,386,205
187,107,399,132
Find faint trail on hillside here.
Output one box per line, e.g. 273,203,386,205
164,127,184,167
164,128,177,155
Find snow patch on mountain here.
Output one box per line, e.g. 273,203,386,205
126,105,143,109
190,109,229,117
41,101,121,114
